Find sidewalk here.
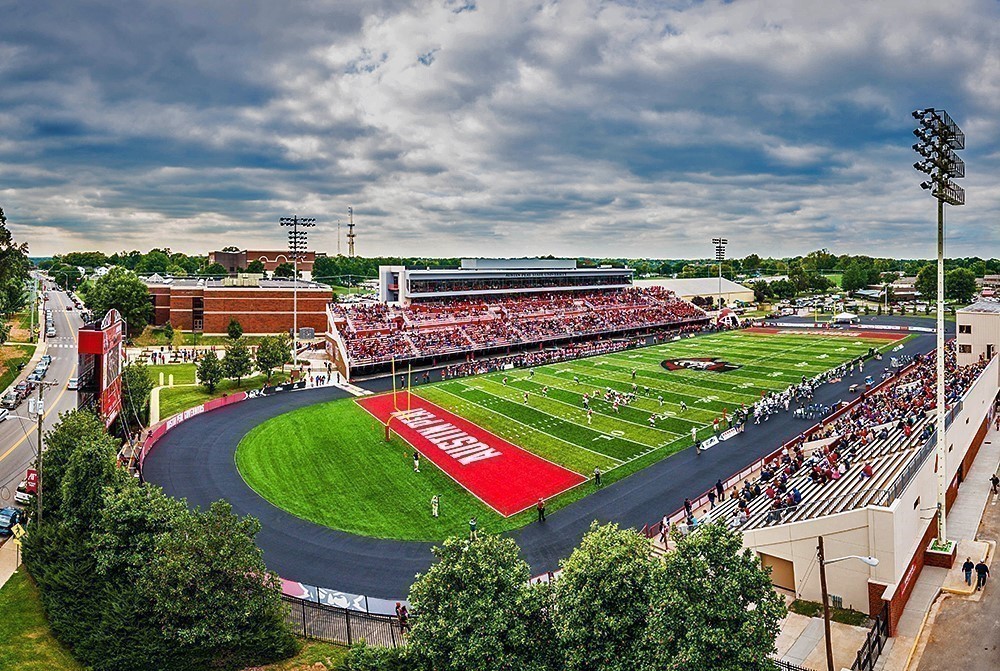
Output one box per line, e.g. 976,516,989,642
0,540,21,591
878,421,1000,671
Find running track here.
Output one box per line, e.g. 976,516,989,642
143,321,942,601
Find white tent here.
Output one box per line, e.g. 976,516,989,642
831,312,859,323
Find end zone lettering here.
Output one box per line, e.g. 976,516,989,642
394,409,502,465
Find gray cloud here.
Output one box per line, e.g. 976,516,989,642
1,0,997,259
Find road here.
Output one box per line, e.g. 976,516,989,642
0,279,83,506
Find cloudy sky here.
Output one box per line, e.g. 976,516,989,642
2,0,998,259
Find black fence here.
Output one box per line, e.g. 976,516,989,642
282,595,405,648
771,658,818,671
851,606,889,671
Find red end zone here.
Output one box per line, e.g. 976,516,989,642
357,392,586,516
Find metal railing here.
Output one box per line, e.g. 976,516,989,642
851,606,889,671
771,657,819,671
282,594,405,648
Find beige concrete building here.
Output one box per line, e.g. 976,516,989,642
633,277,754,305
956,300,1000,366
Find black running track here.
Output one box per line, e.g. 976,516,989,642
143,321,941,602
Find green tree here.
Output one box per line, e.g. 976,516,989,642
227,317,243,340
38,410,113,522
841,261,871,293
273,262,296,278
0,281,28,317
143,500,297,668
0,206,30,293
86,266,153,338
915,264,936,300
255,336,290,382
163,321,174,346
197,350,224,392
135,250,170,274
121,361,154,429
946,267,977,303
202,262,228,276
60,438,122,531
751,280,772,303
556,522,660,671
246,259,265,274
407,535,555,671
165,264,188,276
223,337,253,387
642,523,786,671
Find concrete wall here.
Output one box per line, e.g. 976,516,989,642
956,309,1000,366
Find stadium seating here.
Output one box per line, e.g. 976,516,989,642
679,344,988,534
330,288,707,366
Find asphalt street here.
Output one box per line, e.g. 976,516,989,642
144,320,942,603
0,281,83,506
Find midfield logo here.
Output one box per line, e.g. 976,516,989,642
661,357,741,373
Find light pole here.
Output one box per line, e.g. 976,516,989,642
713,237,728,310
25,380,59,528
817,536,879,671
912,108,965,547
279,215,316,367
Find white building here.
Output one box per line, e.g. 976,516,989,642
956,300,1000,366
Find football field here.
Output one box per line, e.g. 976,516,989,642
236,329,905,540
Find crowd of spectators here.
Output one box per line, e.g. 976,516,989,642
331,288,708,365
683,342,990,532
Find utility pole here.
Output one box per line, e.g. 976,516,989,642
337,220,342,256
31,380,58,528
279,215,316,367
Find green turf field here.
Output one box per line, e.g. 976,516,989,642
236,329,902,541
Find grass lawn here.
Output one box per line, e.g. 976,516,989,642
259,640,349,670
0,344,35,392
147,362,197,386
236,329,902,541
133,326,267,347
788,599,871,627
159,372,289,419
0,571,83,671
822,272,843,288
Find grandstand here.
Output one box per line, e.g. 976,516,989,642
326,259,709,376
650,343,999,635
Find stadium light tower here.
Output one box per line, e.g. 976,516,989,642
713,237,728,310
912,108,965,548
279,215,316,367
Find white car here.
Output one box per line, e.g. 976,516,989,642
67,377,78,391
46,327,56,337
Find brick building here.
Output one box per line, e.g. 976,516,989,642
208,249,321,279
145,275,331,335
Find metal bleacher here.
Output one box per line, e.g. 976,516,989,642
704,413,932,532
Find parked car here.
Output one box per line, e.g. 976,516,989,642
0,507,23,536
0,392,18,410
14,481,31,506
46,327,56,337
40,354,52,365
67,376,78,391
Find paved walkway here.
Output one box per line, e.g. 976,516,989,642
878,420,1000,671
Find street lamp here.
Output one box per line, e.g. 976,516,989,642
279,215,316,367
912,108,965,548
713,237,728,310
817,536,879,671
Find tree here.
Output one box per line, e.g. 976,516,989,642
143,501,297,668
227,318,243,340
915,264,936,300
165,264,188,276
60,438,122,532
162,322,174,346
135,250,170,274
38,410,113,522
0,206,29,293
121,361,154,429
273,262,296,278
946,267,977,304
556,523,660,671
642,523,786,671
202,262,228,276
751,280,771,303
246,259,265,274
0,281,28,317
223,338,253,387
841,262,871,293
255,336,290,382
86,267,153,338
407,535,555,671
197,350,224,392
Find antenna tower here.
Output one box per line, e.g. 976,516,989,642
347,206,356,257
